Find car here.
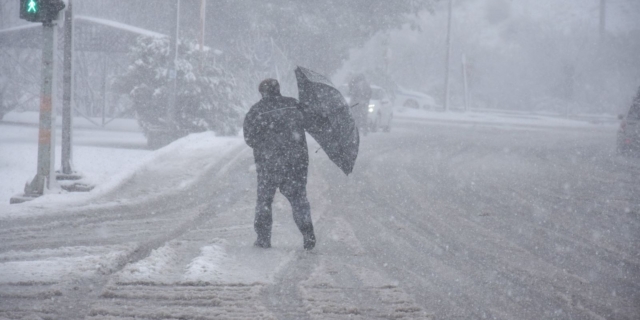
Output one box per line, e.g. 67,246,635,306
394,86,438,110
339,84,393,133
617,100,640,156
367,85,393,132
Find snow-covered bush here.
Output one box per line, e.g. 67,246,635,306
115,36,243,140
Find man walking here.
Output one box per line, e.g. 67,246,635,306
243,79,316,250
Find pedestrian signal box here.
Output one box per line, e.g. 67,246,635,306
20,0,41,22
20,0,65,23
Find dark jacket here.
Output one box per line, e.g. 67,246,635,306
243,94,309,172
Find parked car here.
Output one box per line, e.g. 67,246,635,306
394,86,438,110
617,100,640,156
367,85,393,132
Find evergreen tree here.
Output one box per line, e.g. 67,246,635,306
115,36,243,141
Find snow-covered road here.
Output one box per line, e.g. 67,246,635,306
1,120,639,319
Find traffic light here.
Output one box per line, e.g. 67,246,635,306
20,0,42,22
20,0,65,23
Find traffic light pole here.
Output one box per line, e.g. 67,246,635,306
61,0,74,175
443,0,453,112
24,21,57,197
12,0,68,203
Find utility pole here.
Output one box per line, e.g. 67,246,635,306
599,0,606,38
199,0,206,52
168,0,181,129
270,38,280,82
461,54,469,111
443,0,453,111
0,3,5,29
198,0,206,72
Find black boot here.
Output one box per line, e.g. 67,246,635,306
254,210,272,249
254,236,271,248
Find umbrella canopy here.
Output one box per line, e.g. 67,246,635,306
295,66,359,175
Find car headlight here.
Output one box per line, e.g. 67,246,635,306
368,104,375,112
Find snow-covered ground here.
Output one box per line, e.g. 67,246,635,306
0,108,618,207
0,111,243,216
0,132,146,204
0,109,637,319
395,107,619,129
0,112,149,206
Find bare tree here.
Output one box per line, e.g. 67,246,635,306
0,48,42,119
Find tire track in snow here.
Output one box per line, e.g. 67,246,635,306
337,125,640,319
254,138,431,319
0,146,257,319
84,148,299,319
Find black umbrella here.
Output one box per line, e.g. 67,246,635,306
295,66,359,175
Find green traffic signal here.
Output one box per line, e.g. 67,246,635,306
27,0,38,13
20,0,65,22
20,0,41,21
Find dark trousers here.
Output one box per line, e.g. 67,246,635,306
254,162,313,242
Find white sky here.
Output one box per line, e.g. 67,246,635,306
473,0,640,33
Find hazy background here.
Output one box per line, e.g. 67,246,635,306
1,0,639,119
